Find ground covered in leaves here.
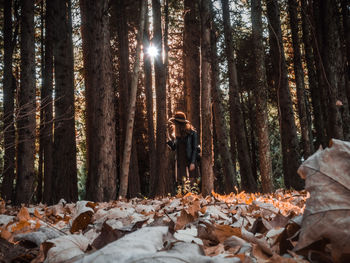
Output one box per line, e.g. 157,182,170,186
0,190,311,263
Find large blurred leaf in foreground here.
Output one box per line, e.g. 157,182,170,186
296,139,350,262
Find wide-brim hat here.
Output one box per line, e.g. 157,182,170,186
169,111,189,123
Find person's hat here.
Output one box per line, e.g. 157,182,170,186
169,111,189,123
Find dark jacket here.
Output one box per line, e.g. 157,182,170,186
167,130,199,164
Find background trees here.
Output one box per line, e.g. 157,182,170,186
1,0,349,202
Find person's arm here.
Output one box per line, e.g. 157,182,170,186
167,139,177,151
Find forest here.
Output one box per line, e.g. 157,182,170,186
0,0,349,262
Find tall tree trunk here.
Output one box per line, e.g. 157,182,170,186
200,0,214,196
80,0,117,201
184,0,201,136
210,16,237,193
288,0,314,158
221,0,257,192
42,0,54,204
51,0,77,203
300,0,326,148
251,0,274,194
153,0,171,196
320,0,350,141
15,0,36,204
164,0,172,119
1,0,16,201
143,5,156,196
341,0,350,106
266,0,303,190
119,0,146,198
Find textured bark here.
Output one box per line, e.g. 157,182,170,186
300,0,326,148
221,0,257,192
1,0,16,201
200,0,214,196
184,0,201,138
164,0,172,119
143,6,156,196
210,18,237,193
251,0,273,193
51,0,77,203
320,0,350,141
42,0,54,204
266,0,303,190
80,0,117,201
341,0,350,106
15,0,36,204
288,0,314,158
153,0,172,196
119,0,146,198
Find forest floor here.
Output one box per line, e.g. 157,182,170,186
0,189,328,263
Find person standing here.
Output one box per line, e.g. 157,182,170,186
167,111,200,193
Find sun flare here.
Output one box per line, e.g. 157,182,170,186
147,45,158,58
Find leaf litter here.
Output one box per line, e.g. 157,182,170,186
0,139,349,263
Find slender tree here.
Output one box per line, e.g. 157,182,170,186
80,0,117,201
1,0,17,201
200,0,214,196
221,0,257,192
119,0,146,198
184,0,201,136
15,0,36,204
251,0,273,193
266,0,303,189
288,0,313,158
153,0,172,196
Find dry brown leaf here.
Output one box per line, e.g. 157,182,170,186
175,210,194,230
17,206,30,222
185,199,201,218
296,139,350,262
203,243,225,256
213,224,242,243
70,201,94,233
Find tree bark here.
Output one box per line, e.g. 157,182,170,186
341,0,350,106
288,0,314,158
210,16,237,193
119,0,146,198
200,0,214,196
153,0,172,196
221,0,257,192
300,0,326,148
184,0,201,137
1,0,16,201
143,5,156,196
15,0,36,204
80,0,117,201
51,0,77,203
266,0,303,190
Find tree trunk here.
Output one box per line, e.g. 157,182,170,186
200,0,214,196
164,0,172,119
143,5,156,196
221,0,257,192
80,0,117,201
320,0,350,141
266,0,303,190
288,0,314,158
153,0,172,196
210,16,237,193
300,0,326,148
51,0,77,203
15,0,36,204
1,0,16,201
119,0,146,198
184,0,201,137
251,0,273,193
341,0,350,106
42,0,54,204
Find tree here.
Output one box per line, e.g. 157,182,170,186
1,0,17,201
200,0,214,196
119,0,146,198
50,0,78,203
42,0,54,204
153,0,172,196
288,0,313,159
184,0,201,136
266,0,303,189
251,0,273,193
80,0,117,201
221,0,257,192
15,0,36,204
